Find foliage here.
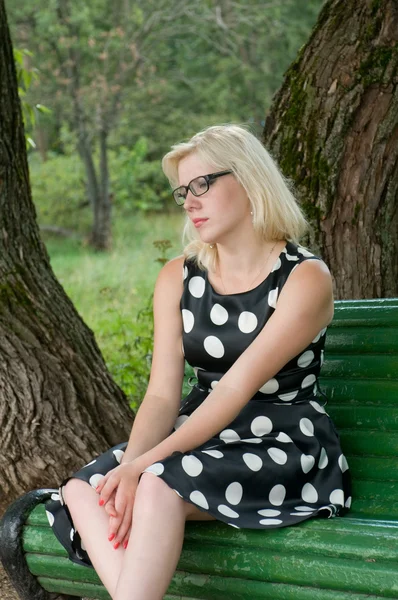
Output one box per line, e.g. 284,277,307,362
13,47,51,148
45,211,190,409
8,0,326,175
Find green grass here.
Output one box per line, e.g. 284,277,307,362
43,209,190,408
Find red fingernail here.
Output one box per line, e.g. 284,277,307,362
123,540,128,549
113,541,120,549
108,533,115,541
99,499,104,506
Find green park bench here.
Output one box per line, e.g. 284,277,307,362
1,298,397,600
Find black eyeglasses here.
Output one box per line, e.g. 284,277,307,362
172,170,233,206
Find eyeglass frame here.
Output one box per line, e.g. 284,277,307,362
172,170,233,206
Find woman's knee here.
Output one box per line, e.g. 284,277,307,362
135,472,185,512
62,477,92,506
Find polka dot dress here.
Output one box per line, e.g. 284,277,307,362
45,240,352,568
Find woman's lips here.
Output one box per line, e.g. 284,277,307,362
193,218,208,228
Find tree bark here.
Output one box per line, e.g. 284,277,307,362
0,0,134,508
263,0,398,299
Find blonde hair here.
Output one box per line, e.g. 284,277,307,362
162,122,311,273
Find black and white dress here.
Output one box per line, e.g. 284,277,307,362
45,240,352,568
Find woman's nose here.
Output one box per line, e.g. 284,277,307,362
183,188,200,210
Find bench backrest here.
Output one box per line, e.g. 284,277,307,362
319,299,398,519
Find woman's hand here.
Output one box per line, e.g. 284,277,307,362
95,462,142,549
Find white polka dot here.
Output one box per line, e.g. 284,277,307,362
294,506,315,511
80,539,86,551
190,491,209,509
338,454,349,473
286,253,299,261
58,487,65,505
113,450,124,463
201,449,224,458
275,432,293,443
174,415,189,429
228,523,241,528
310,400,326,413
242,453,263,471
271,257,282,272
182,309,195,333
50,493,60,502
210,380,219,389
268,287,279,308
259,518,283,525
321,506,335,518
173,489,183,498
267,447,287,465
259,378,279,394
269,484,286,506
218,505,239,518
144,462,165,475
320,349,325,365
220,429,240,443
330,489,344,505
278,390,298,401
182,455,203,477
251,416,273,436
238,311,258,333
210,303,229,325
70,528,75,541
83,459,97,468
89,473,105,489
225,482,243,505
299,418,314,436
345,496,352,508
318,448,328,469
302,483,318,503
46,510,54,526
241,437,263,443
183,265,188,280
203,336,225,358
188,276,206,298
312,330,322,343
290,512,313,516
258,509,281,516
300,454,315,474
301,374,317,388
297,246,314,257
297,351,314,368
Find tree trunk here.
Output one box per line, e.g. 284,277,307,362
263,0,398,300
0,0,134,510
90,127,112,251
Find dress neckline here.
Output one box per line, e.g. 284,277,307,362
205,240,291,297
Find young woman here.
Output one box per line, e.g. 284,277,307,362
45,123,351,600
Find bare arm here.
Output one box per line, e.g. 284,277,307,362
121,255,185,464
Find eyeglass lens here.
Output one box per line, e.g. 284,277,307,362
174,176,208,204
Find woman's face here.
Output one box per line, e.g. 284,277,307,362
177,152,252,245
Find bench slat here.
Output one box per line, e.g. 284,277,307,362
320,355,397,379
325,327,398,352
28,542,398,598
24,515,398,564
319,380,398,406
329,405,398,430
339,429,398,456
38,573,389,600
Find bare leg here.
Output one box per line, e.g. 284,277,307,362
62,478,125,598
114,472,212,600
